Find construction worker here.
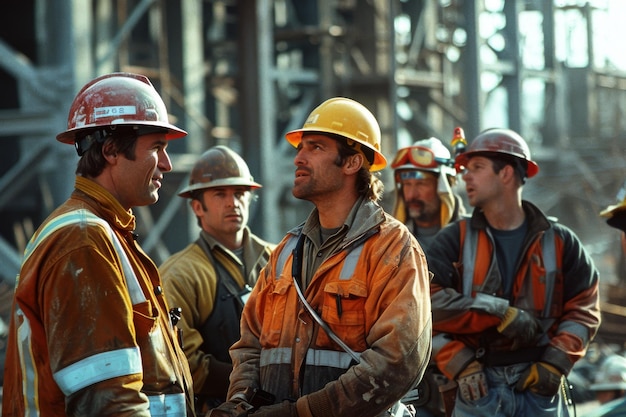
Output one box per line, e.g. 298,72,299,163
391,137,466,417
600,183,626,275
391,136,466,250
426,128,601,417
2,73,195,416
209,97,432,417
160,145,275,414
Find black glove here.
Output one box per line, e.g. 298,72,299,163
207,398,254,417
496,307,541,349
515,362,562,396
203,358,233,398
456,360,488,402
251,400,297,417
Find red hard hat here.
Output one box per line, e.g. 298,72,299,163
56,72,187,144
454,128,539,178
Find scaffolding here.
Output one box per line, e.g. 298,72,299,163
1,0,626,343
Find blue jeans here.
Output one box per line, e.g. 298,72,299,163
452,363,570,417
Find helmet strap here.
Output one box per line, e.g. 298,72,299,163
75,129,109,156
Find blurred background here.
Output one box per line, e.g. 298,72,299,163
1,0,626,406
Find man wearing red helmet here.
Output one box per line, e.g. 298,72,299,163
2,73,196,416
426,128,600,417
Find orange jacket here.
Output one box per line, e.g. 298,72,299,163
227,198,433,417
2,176,195,417
427,201,601,380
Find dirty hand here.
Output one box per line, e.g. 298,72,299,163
515,362,562,396
496,306,541,349
456,360,488,402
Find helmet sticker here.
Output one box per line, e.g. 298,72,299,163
94,106,138,119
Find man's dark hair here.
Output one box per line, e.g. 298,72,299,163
482,152,528,185
332,134,384,201
76,128,138,178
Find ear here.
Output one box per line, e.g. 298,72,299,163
190,198,205,217
101,140,118,164
500,164,517,184
343,153,364,175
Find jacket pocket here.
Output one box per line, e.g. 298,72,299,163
317,281,367,350
133,301,174,387
259,277,293,346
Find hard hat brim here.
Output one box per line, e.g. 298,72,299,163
178,178,262,198
56,121,187,144
285,128,387,172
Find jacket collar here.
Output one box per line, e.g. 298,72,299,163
470,200,551,237
74,176,136,232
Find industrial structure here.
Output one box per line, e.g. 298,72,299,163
1,0,626,371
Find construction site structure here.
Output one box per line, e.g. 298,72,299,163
1,0,626,371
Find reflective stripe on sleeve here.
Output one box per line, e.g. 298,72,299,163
148,393,186,417
53,347,142,395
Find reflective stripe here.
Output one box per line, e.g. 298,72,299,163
432,333,451,357
148,393,186,417
15,307,38,414
275,235,298,280
340,244,364,280
22,209,146,305
260,347,292,367
558,321,589,345
305,348,357,369
261,347,357,370
276,233,365,281
461,222,477,296
541,227,556,318
53,347,142,395
462,222,556,300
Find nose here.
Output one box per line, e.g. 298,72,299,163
227,192,240,208
159,149,173,173
294,147,306,166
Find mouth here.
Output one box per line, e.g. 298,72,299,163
295,169,309,178
225,213,242,221
152,177,163,188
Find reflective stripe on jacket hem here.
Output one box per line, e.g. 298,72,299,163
261,347,358,369
53,347,142,395
148,393,186,417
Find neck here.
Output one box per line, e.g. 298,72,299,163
315,191,359,229
482,200,525,230
211,230,244,252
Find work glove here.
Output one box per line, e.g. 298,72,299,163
203,358,233,398
251,400,297,417
515,362,562,397
207,397,254,417
496,306,541,349
456,360,488,402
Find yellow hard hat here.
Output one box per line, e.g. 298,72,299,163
285,97,387,171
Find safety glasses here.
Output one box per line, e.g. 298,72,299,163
391,145,446,169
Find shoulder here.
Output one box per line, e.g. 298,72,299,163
247,231,277,253
160,243,213,280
